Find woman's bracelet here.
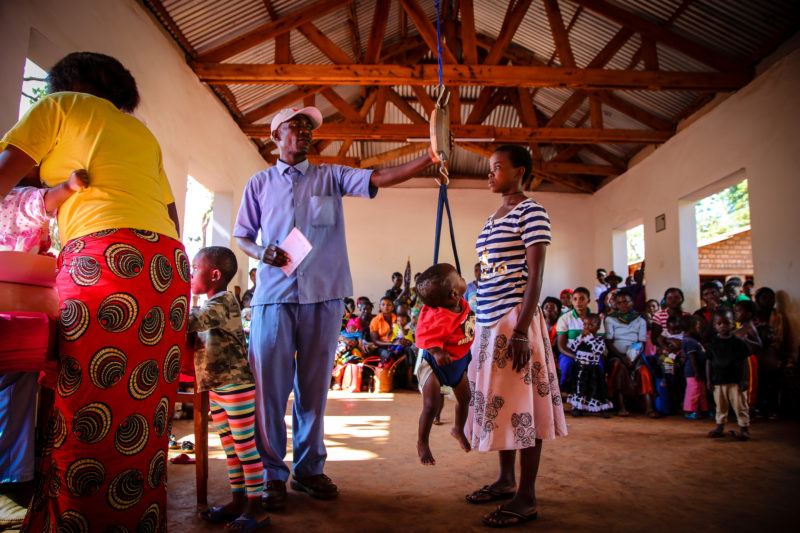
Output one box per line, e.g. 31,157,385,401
512,328,527,336
510,336,529,343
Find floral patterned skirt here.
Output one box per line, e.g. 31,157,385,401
466,304,567,452
23,229,190,532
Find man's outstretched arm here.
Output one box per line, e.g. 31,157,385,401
369,151,437,189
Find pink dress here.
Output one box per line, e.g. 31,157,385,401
0,187,51,253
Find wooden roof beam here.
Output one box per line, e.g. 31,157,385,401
459,0,478,65
194,63,750,91
346,2,363,62
361,143,428,168
571,0,746,72
197,0,353,62
387,89,427,124
583,144,627,171
337,89,379,157
592,90,671,130
320,87,362,122
239,85,326,124
241,123,673,144
543,0,576,68
545,27,634,127
364,1,390,63
543,162,618,175
397,0,458,63
484,0,534,65
297,22,354,64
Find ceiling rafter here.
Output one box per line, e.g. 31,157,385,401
543,0,576,68
346,3,363,62
397,0,458,63
193,63,750,91
459,0,478,65
571,0,746,73
196,0,353,63
241,123,673,144
145,0,796,193
364,1,390,63
297,22,354,64
337,88,378,157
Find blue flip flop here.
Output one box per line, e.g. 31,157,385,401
199,505,238,524
225,513,271,532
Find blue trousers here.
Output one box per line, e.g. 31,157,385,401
0,372,38,483
558,354,575,389
249,300,343,482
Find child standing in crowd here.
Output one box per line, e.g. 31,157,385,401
188,247,270,530
734,299,762,409
414,263,475,466
680,315,708,419
706,308,752,441
565,314,613,417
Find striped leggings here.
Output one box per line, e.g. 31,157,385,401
209,383,263,498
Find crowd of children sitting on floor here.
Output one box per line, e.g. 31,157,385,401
327,265,797,441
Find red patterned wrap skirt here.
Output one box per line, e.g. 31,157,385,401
23,228,190,533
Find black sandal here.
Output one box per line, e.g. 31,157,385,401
482,505,538,528
466,485,516,505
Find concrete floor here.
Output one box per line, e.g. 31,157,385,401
167,390,799,532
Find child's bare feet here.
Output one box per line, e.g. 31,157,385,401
417,441,436,465
432,416,443,425
450,427,471,452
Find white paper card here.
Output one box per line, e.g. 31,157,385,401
279,227,313,276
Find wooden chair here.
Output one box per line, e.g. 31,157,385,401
177,387,209,504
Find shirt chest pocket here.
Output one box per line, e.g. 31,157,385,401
309,195,335,226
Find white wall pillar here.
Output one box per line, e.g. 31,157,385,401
210,191,233,248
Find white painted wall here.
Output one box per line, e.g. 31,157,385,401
0,0,266,289
593,49,800,348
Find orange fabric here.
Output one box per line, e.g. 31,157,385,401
636,364,654,396
369,313,395,342
746,354,758,406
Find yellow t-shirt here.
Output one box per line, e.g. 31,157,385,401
1,92,177,243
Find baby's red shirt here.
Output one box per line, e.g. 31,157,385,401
415,298,475,360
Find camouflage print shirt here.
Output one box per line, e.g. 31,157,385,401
187,291,255,392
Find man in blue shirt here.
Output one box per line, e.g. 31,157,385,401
234,106,436,509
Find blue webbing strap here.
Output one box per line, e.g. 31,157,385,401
431,1,460,273
435,0,444,87
433,182,461,274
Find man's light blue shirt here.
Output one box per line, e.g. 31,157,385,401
233,158,376,305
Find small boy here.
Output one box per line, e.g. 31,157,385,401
188,247,270,530
414,263,475,465
706,308,751,441
733,299,762,411
680,315,707,419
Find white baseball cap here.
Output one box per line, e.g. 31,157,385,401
270,106,323,132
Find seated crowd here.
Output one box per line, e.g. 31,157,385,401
317,265,797,437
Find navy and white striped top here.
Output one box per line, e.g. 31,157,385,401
475,199,551,326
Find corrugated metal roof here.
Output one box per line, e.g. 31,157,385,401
143,0,800,193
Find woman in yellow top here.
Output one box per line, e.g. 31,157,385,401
0,52,190,531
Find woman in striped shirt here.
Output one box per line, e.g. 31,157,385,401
464,145,567,528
